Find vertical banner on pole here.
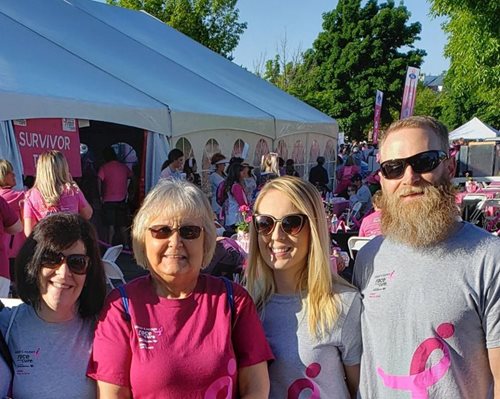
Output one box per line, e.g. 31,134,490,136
400,66,420,119
373,90,384,144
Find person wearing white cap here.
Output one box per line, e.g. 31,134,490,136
209,153,228,216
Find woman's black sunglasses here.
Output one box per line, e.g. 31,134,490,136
148,225,203,240
380,150,448,180
41,252,90,275
253,214,307,236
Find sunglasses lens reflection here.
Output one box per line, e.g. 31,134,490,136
149,225,202,240
254,215,306,236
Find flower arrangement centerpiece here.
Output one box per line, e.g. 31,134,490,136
235,204,252,234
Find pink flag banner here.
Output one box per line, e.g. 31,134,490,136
13,118,82,177
373,90,384,144
400,66,420,119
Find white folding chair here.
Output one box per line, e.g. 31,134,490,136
102,244,123,263
0,298,23,307
101,245,125,289
462,194,488,222
345,202,362,228
102,259,126,289
347,236,373,260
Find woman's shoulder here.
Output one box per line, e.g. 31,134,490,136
109,275,151,300
332,282,360,308
0,303,31,333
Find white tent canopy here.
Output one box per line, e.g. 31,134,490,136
0,0,337,140
449,117,500,141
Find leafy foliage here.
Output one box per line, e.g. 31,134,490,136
413,82,445,122
430,0,500,128
107,0,247,58
259,0,426,140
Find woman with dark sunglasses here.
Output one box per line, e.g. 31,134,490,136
88,179,273,398
246,176,362,398
0,212,106,398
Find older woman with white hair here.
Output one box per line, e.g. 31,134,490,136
88,179,273,398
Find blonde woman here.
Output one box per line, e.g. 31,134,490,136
256,152,280,192
23,151,92,236
246,176,361,398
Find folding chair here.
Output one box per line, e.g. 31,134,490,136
102,260,126,289
101,245,125,289
0,298,23,308
102,244,123,263
347,236,373,260
345,202,362,229
462,194,488,222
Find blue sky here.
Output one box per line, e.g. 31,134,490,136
232,0,449,76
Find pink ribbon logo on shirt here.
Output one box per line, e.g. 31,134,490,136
287,362,321,399
377,323,454,399
204,358,236,399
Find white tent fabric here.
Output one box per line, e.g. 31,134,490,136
0,11,170,134
69,0,336,139
144,131,170,193
0,0,336,140
449,117,500,141
0,121,24,190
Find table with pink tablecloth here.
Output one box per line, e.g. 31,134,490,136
455,189,500,205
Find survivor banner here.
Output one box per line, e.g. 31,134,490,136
13,118,82,176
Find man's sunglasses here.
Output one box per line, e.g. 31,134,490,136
148,225,203,240
41,252,90,275
380,150,448,180
253,214,307,236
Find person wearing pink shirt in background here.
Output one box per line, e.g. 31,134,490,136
97,146,133,246
0,195,22,296
23,151,93,237
358,190,383,237
0,160,25,270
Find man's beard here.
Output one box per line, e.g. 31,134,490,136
381,180,459,248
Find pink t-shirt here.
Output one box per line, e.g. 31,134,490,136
358,210,382,237
23,185,89,224
97,161,132,202
0,196,18,278
0,187,25,259
87,274,274,398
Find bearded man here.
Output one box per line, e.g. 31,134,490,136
353,116,499,398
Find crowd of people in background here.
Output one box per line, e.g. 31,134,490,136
0,115,498,398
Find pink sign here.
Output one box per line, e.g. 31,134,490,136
13,118,82,177
373,90,384,144
400,66,420,119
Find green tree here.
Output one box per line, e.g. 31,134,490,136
414,82,444,121
261,0,426,140
107,0,247,58
430,0,500,128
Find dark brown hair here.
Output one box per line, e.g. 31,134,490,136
15,213,106,319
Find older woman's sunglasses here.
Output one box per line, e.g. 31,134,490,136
41,252,90,275
380,150,448,180
148,225,203,240
253,214,307,236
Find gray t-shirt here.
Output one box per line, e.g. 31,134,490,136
262,283,362,399
353,222,500,399
0,304,96,399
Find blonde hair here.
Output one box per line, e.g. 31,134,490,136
33,151,76,206
246,176,347,340
0,159,14,187
372,190,383,209
260,153,280,175
131,179,217,270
